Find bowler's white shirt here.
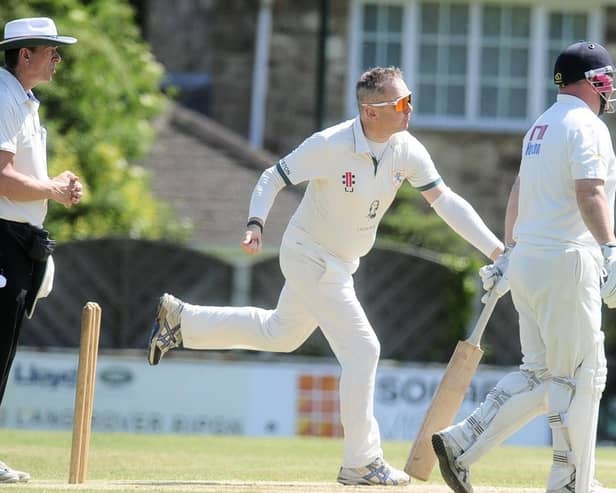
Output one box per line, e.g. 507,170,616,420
514,94,616,250
0,67,48,227
277,117,441,261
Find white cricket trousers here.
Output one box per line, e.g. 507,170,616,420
510,244,604,376
454,244,607,492
180,225,383,468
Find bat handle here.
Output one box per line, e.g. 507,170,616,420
465,287,499,347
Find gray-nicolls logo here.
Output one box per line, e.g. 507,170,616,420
367,200,380,219
342,171,355,192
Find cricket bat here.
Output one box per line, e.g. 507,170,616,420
404,287,500,480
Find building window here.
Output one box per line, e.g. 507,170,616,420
545,12,589,108
478,5,530,119
417,3,469,116
348,0,601,131
362,4,404,68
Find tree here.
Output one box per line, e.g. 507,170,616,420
0,0,187,241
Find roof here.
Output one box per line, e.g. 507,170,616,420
139,103,302,253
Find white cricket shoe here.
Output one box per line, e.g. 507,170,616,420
0,462,19,483
591,479,608,492
0,461,29,483
432,432,473,493
337,457,410,486
548,478,606,493
147,293,184,365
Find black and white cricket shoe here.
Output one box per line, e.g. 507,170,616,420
147,293,184,365
432,432,473,493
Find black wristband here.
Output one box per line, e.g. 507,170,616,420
246,219,263,233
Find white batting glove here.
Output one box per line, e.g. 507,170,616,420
600,244,616,308
479,247,512,303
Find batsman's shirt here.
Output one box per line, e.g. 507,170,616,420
276,117,441,261
514,94,616,250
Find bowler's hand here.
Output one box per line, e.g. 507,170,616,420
241,226,262,255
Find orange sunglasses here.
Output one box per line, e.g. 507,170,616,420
361,93,412,112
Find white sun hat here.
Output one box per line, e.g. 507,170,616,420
25,255,55,320
0,17,77,51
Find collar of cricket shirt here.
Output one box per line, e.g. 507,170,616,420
352,116,372,156
0,67,31,105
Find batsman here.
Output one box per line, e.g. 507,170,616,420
433,41,616,493
148,66,504,486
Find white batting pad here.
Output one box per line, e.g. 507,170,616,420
568,366,607,493
450,370,548,466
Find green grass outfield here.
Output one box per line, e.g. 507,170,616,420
1,429,616,492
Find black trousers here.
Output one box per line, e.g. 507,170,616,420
0,219,35,406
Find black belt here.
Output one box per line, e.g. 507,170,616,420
0,218,55,261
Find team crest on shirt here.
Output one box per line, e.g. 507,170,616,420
342,171,356,192
367,200,380,219
524,124,549,157
393,169,405,188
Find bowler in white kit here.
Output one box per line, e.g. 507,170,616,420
148,66,503,486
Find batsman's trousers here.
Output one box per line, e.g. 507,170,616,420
510,244,605,492
509,244,604,376
180,224,383,468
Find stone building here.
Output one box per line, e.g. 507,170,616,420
139,0,616,240
142,103,301,250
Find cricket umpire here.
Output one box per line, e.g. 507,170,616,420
0,17,82,482
433,42,616,493
149,66,504,486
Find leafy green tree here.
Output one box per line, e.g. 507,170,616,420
0,0,187,241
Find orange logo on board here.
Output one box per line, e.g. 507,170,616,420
296,374,342,437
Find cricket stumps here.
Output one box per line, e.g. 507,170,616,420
69,302,101,484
